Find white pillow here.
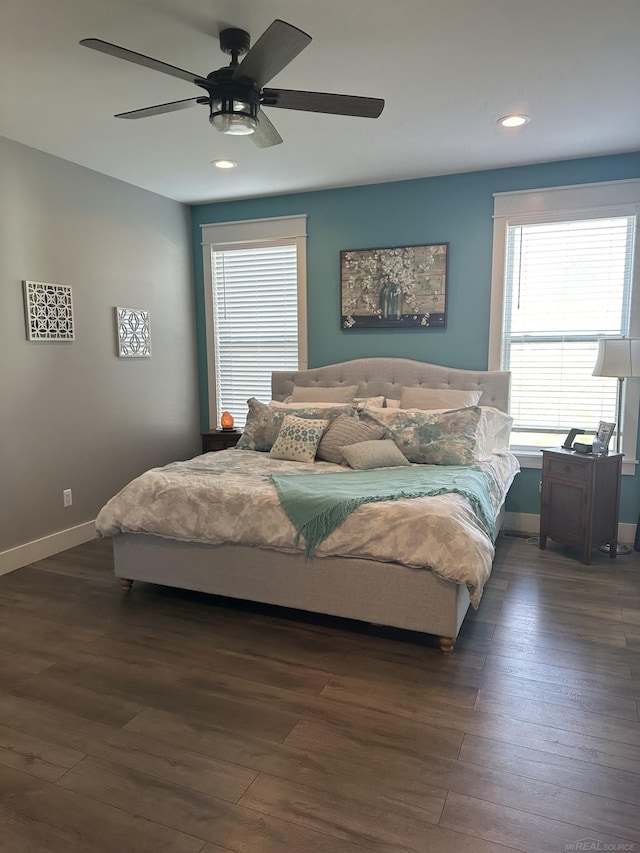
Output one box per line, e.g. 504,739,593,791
385,398,402,408
269,415,329,463
476,407,513,457
270,400,356,410
354,395,386,409
288,384,358,403
399,386,482,410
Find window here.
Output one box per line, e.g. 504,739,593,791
489,180,640,466
201,216,307,428
503,215,635,447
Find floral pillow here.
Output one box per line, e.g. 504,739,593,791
236,398,351,452
269,415,329,463
363,406,483,465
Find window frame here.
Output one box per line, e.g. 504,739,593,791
201,215,308,430
488,179,640,473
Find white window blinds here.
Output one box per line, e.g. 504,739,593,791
212,241,299,427
502,215,636,447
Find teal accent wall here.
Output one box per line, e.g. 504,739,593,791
191,151,640,523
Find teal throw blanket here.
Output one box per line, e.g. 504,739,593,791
271,465,495,557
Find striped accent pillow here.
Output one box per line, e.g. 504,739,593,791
316,414,385,465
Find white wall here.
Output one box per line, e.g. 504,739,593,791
0,137,200,568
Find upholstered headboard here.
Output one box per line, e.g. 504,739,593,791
272,357,510,412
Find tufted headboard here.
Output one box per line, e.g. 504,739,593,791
272,357,510,412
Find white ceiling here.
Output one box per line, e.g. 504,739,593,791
2,0,639,205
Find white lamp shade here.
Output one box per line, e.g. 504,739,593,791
593,338,640,378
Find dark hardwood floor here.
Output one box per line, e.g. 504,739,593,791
1,533,639,852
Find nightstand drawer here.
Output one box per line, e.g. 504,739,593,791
546,456,588,481
201,430,241,453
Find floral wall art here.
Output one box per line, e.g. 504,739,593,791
340,243,448,330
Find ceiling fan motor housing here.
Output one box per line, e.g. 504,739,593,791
204,67,259,134
219,28,251,61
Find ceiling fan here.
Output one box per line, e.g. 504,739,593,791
80,19,385,148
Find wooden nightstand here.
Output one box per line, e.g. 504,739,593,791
539,447,622,565
201,429,241,453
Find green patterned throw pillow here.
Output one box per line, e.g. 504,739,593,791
269,415,329,463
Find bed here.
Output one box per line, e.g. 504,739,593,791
98,357,518,653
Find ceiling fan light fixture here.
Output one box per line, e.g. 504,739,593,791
210,96,258,135
498,114,530,128
211,113,257,135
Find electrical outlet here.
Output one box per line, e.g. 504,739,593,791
63,489,72,507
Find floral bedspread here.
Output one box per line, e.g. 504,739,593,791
96,449,519,606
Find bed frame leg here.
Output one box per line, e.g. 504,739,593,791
119,578,134,592
439,636,455,654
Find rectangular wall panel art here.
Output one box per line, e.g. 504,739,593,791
115,307,151,357
23,280,74,341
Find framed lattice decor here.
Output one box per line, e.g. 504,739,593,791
115,307,151,357
23,280,74,341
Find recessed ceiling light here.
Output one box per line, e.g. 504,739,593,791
498,114,530,128
211,159,238,169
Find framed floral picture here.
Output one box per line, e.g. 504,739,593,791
340,243,448,330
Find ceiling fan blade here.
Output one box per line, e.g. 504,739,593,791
115,98,203,119
233,20,311,88
251,109,283,148
262,88,384,118
80,38,208,86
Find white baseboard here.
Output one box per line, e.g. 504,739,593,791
503,511,636,545
502,512,540,536
0,521,98,576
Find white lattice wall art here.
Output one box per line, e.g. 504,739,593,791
23,280,74,341
115,307,151,357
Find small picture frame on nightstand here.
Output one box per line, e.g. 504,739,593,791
594,420,615,454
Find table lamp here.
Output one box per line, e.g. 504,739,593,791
593,338,640,453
